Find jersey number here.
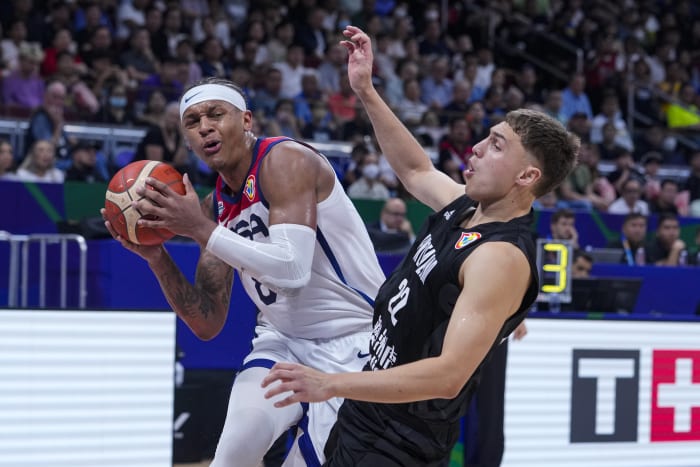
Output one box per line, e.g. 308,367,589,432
253,279,277,305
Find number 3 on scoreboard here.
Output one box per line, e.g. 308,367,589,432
542,243,568,293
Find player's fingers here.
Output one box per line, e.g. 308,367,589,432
262,366,296,388
142,176,170,193
182,173,194,194
273,394,301,408
138,185,171,210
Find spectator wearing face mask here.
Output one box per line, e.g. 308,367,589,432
346,151,390,200
97,83,136,125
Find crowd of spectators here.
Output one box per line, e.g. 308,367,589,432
1,0,700,217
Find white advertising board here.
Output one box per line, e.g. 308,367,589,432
0,309,176,467
503,318,700,466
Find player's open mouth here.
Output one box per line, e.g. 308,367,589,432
463,157,474,177
203,140,221,155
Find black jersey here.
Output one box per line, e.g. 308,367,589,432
328,195,539,465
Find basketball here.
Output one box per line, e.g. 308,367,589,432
104,160,186,245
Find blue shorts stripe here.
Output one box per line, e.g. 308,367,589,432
296,402,322,467
240,358,276,371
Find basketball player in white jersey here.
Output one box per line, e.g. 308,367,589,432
101,77,385,466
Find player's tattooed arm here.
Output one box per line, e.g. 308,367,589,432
149,243,234,340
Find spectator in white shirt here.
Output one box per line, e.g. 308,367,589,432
15,140,65,184
608,178,650,215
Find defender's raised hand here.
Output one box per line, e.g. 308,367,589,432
341,26,375,97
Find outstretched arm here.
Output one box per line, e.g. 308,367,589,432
341,26,464,211
262,242,532,405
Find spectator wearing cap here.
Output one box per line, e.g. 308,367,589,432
607,178,650,215
1,42,45,111
65,140,107,183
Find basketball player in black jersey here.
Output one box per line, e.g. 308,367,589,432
262,25,580,466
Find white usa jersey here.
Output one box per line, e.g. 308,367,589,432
212,137,385,339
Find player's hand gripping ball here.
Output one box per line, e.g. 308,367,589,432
104,160,186,245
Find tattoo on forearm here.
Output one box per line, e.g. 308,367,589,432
158,251,233,323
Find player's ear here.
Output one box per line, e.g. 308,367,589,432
516,165,541,187
242,110,254,131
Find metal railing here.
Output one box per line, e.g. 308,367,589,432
1,232,87,309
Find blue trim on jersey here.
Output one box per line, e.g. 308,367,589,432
211,190,219,220
217,139,264,205
296,402,322,467
255,137,292,210
316,227,375,307
240,358,276,371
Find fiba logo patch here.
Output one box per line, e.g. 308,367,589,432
245,175,256,201
455,232,481,249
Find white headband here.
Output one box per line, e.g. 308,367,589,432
179,83,247,119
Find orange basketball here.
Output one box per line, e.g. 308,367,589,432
104,160,186,245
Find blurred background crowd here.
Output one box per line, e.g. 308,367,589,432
0,0,700,219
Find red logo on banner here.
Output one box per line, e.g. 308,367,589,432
651,350,700,442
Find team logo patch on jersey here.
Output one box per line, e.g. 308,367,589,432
455,232,481,249
217,200,224,217
244,175,256,201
